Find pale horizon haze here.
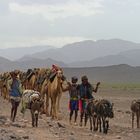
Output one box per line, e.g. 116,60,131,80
0,0,140,48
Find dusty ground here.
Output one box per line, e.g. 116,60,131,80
0,87,140,140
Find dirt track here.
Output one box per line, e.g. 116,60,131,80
0,87,140,140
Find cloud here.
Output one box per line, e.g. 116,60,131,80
9,0,104,21
113,0,140,6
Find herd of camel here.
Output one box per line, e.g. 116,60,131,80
0,67,140,133
0,67,65,120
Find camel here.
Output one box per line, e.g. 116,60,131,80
46,69,65,119
131,99,140,128
2,84,8,100
1,72,11,100
34,68,50,114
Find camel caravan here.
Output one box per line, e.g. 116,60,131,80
0,65,140,133
0,65,67,127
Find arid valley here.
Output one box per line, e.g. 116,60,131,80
0,83,140,140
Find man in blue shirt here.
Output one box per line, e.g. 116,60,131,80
8,71,22,122
78,75,100,126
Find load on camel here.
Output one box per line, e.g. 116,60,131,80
21,89,43,127
21,68,39,90
44,65,67,119
35,68,49,92
21,68,49,91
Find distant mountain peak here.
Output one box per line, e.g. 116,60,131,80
62,40,95,48
0,45,56,60
96,38,136,44
0,56,11,62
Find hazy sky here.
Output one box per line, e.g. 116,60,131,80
0,0,140,48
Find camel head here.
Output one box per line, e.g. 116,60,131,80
56,70,63,78
56,69,67,84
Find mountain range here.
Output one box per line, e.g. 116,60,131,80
22,39,140,64
0,39,140,71
0,45,54,60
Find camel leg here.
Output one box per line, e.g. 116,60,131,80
54,97,57,119
6,92,10,102
50,96,55,119
5,90,8,100
52,97,57,119
3,88,7,100
50,98,53,117
57,92,62,113
45,94,49,116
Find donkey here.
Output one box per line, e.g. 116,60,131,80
21,90,43,127
131,99,140,128
84,100,98,131
30,99,43,127
95,99,114,134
